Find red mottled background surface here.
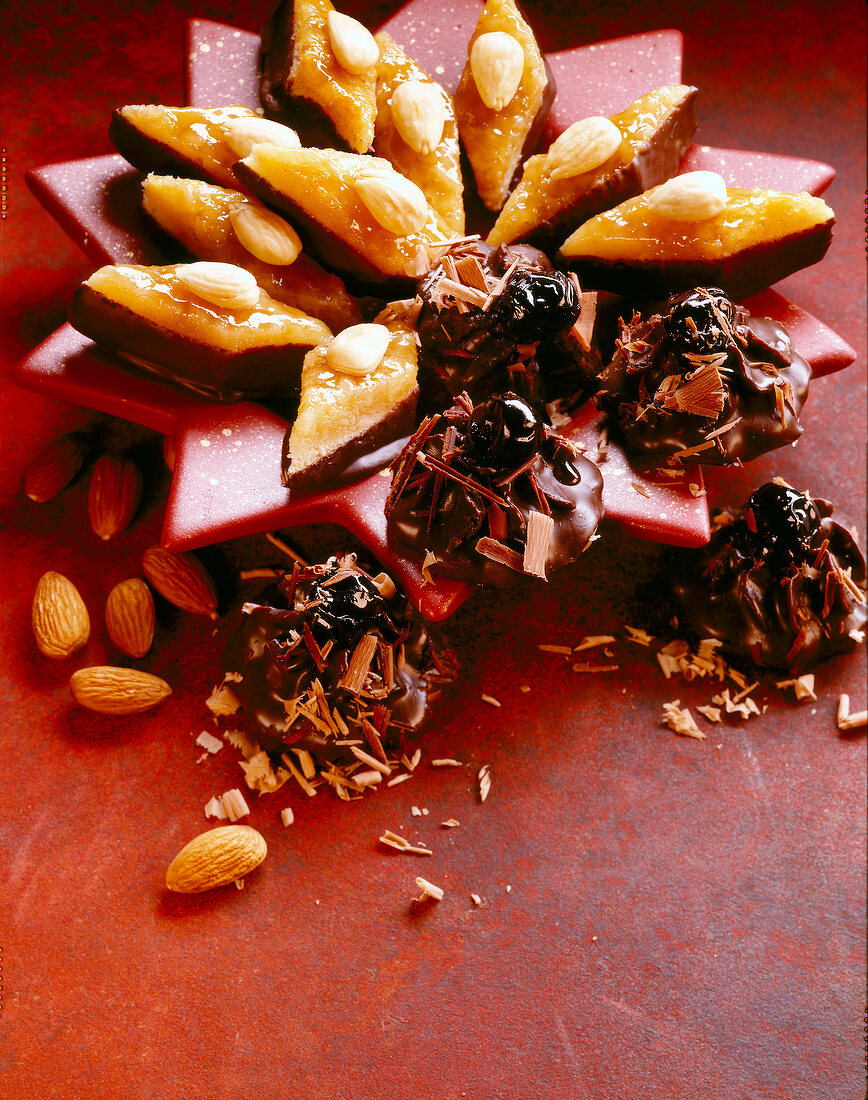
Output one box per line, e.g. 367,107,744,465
1,2,865,1097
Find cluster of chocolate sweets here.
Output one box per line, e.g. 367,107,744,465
54,0,862,767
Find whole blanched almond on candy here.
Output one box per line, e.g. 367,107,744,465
175,261,260,311
219,115,301,159
353,170,430,235
326,323,391,376
327,10,379,75
105,578,155,659
165,825,267,894
470,31,525,112
87,455,143,541
544,116,623,181
70,666,172,715
141,547,219,619
228,203,302,266
390,80,447,156
21,430,90,503
32,571,91,659
647,170,729,221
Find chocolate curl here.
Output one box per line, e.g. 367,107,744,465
523,510,554,579
339,633,379,695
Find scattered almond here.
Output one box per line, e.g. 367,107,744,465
105,578,155,658
165,824,267,893
87,455,142,541
142,546,219,618
326,323,391,376
390,80,446,155
220,115,300,158
229,203,302,266
70,666,171,715
354,170,429,235
32,571,90,659
647,171,728,221
327,10,379,75
176,261,260,311
22,431,90,503
545,115,622,180
470,31,525,112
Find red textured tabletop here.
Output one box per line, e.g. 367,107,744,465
1,2,865,1098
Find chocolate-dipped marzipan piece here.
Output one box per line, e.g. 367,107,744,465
673,483,867,672
489,84,698,256
597,287,811,464
109,104,300,191
373,30,465,235
140,174,362,334
234,145,448,298
453,0,556,211
258,0,377,154
385,391,604,586
416,236,601,411
558,184,835,301
280,312,419,490
68,262,331,403
221,554,457,762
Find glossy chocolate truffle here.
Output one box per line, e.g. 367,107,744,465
598,287,811,464
221,555,455,761
415,236,600,409
385,392,604,586
674,485,867,671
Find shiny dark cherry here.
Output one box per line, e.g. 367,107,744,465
663,287,736,355
465,393,545,472
308,571,386,645
744,483,820,564
493,270,581,343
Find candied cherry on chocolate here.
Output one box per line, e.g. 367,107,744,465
465,393,545,472
663,286,737,355
744,482,821,565
307,569,387,646
492,269,581,344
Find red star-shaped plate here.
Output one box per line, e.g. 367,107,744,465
15,0,856,622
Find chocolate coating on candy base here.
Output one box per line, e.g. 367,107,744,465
674,498,867,672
